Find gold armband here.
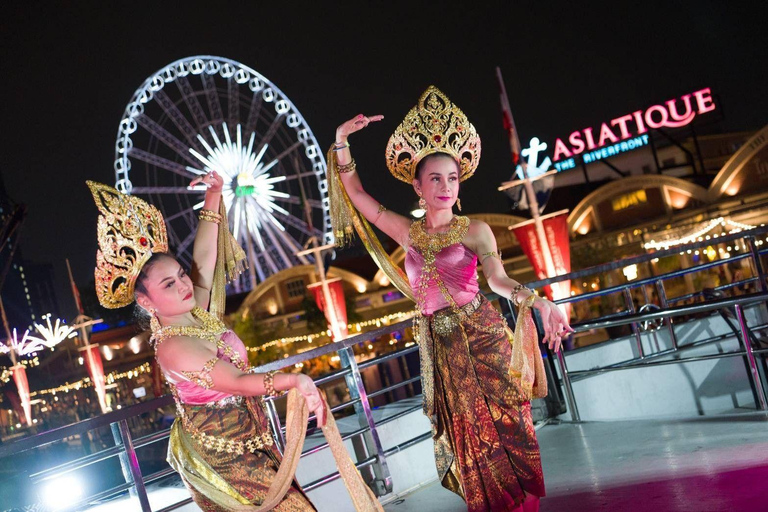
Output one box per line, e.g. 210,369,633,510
480,251,501,263
181,357,220,390
199,209,222,224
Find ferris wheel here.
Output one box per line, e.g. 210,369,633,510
113,56,331,291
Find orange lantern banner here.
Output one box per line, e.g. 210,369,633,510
81,344,107,413
307,278,348,341
11,364,31,426
511,210,572,304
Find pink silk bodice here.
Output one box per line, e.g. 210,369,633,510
164,330,248,405
405,243,480,315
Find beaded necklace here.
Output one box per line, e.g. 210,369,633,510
151,307,273,455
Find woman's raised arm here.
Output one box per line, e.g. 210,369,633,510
189,171,224,309
334,114,412,247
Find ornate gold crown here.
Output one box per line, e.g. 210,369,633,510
385,86,481,183
87,181,169,309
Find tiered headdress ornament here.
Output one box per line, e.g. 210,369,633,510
87,181,168,309
385,86,481,183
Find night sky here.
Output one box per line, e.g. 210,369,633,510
1,2,766,319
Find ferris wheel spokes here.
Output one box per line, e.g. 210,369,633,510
152,89,205,153
136,113,202,167
175,75,210,132
129,149,195,180
116,56,331,292
201,73,224,125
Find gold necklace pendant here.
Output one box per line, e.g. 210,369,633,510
410,216,470,254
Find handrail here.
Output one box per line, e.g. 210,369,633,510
0,394,174,458
528,226,768,291
5,293,765,459
558,253,753,305
253,317,415,373
570,292,768,332
554,291,768,421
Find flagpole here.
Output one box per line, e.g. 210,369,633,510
66,258,107,412
495,67,561,296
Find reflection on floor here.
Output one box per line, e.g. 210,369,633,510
384,411,768,512
86,411,768,511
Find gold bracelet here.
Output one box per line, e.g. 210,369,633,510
511,283,532,307
377,204,387,214
337,159,356,174
199,209,222,224
263,370,282,397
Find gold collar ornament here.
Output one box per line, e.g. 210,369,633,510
87,181,169,309
385,86,481,184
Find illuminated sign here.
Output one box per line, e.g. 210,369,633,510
513,88,718,177
612,190,647,211
552,88,717,170
515,137,552,179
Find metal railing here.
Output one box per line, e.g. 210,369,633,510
0,317,424,512
525,227,768,422
3,227,768,511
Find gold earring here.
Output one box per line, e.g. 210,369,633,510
149,308,161,332
456,198,462,212
418,195,427,211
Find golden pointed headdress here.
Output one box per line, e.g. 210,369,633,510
385,86,481,183
87,181,168,309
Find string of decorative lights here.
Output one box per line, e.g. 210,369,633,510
28,362,152,397
644,217,758,251
246,310,416,352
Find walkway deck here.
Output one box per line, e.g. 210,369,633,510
384,411,768,512
85,411,768,511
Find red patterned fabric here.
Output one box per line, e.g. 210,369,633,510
427,297,545,511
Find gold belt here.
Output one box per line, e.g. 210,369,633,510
428,293,484,336
194,395,246,409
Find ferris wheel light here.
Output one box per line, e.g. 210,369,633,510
115,56,332,289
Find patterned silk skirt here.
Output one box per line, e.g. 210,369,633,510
179,397,315,512
420,294,546,511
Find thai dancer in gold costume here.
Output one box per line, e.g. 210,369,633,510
326,87,573,512
88,173,385,511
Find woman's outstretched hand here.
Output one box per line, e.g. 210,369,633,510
336,114,384,142
190,171,224,194
294,374,327,427
533,298,575,352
